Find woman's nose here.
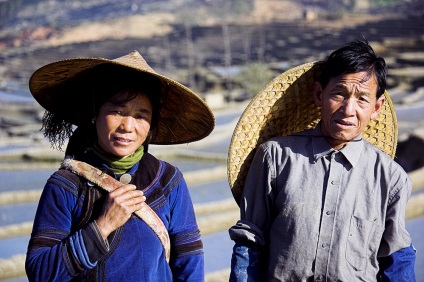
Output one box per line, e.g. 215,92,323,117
120,116,134,131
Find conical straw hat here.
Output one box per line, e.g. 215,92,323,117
29,50,215,145
227,61,398,204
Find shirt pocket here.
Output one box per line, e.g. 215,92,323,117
345,215,374,270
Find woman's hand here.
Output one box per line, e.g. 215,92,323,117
95,184,146,240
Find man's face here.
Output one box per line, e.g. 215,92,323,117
313,71,385,150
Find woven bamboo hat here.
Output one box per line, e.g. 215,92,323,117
227,61,398,204
29,50,215,145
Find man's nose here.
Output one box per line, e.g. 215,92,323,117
341,98,356,116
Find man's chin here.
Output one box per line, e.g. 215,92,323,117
332,132,359,142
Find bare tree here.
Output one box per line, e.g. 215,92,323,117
207,0,254,96
220,4,233,94
242,26,253,64
185,20,196,89
177,8,202,90
162,35,173,74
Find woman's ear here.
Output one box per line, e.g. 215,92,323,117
312,82,324,107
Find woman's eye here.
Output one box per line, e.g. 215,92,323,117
137,114,150,120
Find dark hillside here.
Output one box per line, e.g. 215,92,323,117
0,0,423,96
2,14,423,96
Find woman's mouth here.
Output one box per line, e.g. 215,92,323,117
114,136,132,143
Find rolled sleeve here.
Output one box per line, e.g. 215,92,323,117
379,172,412,257
229,220,266,247
238,143,276,237
229,143,277,281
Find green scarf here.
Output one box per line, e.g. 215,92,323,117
93,144,144,175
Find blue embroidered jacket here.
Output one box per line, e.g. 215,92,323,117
26,152,204,281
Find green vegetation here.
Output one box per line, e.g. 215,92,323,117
373,0,402,7
234,63,276,98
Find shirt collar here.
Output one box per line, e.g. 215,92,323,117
338,135,363,167
301,123,364,167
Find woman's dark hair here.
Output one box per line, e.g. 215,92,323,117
43,64,166,158
319,39,387,99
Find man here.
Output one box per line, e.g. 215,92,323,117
228,40,416,281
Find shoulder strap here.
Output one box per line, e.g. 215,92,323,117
61,158,171,262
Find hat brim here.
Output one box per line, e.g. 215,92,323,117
227,61,398,205
29,52,215,145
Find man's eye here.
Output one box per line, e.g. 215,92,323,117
331,93,344,100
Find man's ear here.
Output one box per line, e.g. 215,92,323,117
312,82,323,107
371,95,385,120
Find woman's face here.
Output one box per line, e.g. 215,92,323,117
95,92,152,158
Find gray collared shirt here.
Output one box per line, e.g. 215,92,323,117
229,125,412,281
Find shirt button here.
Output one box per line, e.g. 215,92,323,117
316,275,323,281
331,180,335,185
326,211,331,215
321,243,326,248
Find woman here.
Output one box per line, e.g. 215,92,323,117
25,51,215,281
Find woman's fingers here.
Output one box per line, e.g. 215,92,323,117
121,190,146,212
110,184,144,204
96,184,146,239
110,183,137,196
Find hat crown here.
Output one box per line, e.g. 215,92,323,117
113,51,156,74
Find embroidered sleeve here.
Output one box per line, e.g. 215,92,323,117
26,172,100,281
166,169,204,281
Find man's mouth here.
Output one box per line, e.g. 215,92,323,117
335,120,355,127
334,120,355,127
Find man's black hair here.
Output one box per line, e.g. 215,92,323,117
319,39,387,99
